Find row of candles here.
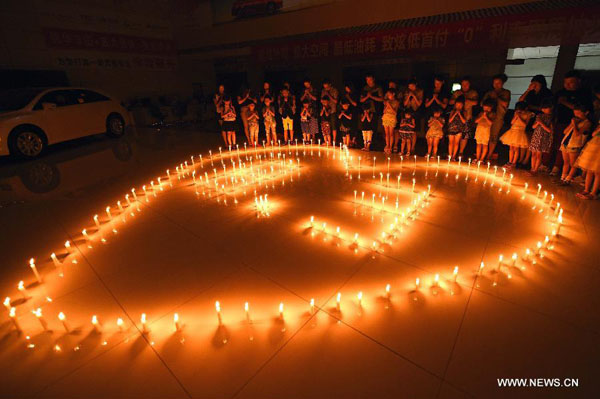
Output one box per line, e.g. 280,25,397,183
2,143,564,348
2,143,307,339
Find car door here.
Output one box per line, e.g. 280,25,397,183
72,89,112,134
32,90,83,143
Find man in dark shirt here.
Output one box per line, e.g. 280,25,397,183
547,70,593,174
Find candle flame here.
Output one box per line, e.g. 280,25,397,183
58,312,65,321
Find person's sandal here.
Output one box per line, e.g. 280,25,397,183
576,191,593,200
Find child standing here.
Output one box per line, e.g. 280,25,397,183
320,96,332,145
262,96,277,145
338,100,353,147
398,109,416,156
574,123,600,199
300,99,317,143
500,101,533,168
360,102,375,151
558,103,592,185
447,95,468,161
278,87,296,144
529,99,554,174
474,99,496,162
382,89,399,154
426,106,445,157
247,102,260,146
220,96,237,147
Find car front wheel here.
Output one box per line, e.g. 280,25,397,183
9,127,46,158
106,114,125,137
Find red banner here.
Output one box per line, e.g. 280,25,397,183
253,5,600,64
43,28,176,55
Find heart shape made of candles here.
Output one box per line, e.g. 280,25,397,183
5,142,563,354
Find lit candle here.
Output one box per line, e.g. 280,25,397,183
336,292,341,311
497,254,503,270
412,178,416,192
141,313,149,334
511,253,518,267
82,229,90,241
125,194,131,206
554,202,561,217
434,274,440,286
65,240,72,254
279,302,284,320
525,248,531,262
32,308,48,331
3,297,10,310
415,277,420,290
9,307,20,332
131,188,137,201
29,258,42,283
536,241,542,255
310,216,314,227
94,214,100,228
18,281,28,299
372,157,376,178
310,298,315,314
58,312,70,333
385,283,391,298
536,183,542,199
106,206,112,220
117,318,124,332
245,302,250,322
91,315,101,333
357,291,363,307
453,266,459,282
215,301,222,325
556,214,563,235
478,261,485,275
174,313,181,332
354,190,357,203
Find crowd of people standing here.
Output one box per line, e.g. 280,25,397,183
213,70,600,199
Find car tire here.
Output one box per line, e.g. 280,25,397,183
106,113,126,137
8,126,47,159
18,161,60,194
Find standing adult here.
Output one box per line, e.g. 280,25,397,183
402,78,424,151
259,81,274,105
519,75,553,113
213,84,227,144
518,75,553,167
237,85,257,144
450,76,479,158
549,70,594,175
482,73,511,161
360,74,384,112
321,79,339,144
425,74,449,113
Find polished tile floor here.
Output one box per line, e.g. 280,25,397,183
0,128,598,398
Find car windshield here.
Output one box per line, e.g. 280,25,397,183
0,88,46,112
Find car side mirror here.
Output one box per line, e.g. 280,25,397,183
42,102,57,110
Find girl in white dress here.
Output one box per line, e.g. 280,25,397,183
500,101,533,168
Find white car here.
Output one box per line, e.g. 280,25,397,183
0,87,132,158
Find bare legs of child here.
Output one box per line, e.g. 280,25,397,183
560,150,579,183
476,143,488,162
448,134,460,160
530,150,542,173
427,138,440,157
393,130,400,153
384,126,394,154
227,131,236,147
249,126,259,147
576,170,599,199
362,130,372,151
401,135,412,156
